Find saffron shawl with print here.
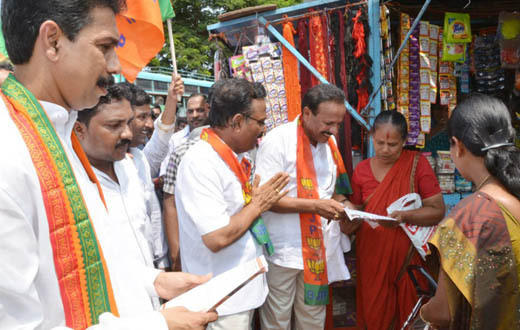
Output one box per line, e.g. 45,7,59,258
1,74,118,328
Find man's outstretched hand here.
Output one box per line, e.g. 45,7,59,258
160,306,218,330
155,271,212,300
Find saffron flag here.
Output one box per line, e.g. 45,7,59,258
159,0,175,21
116,0,165,82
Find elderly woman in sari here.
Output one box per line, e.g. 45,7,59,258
342,110,445,330
420,94,520,329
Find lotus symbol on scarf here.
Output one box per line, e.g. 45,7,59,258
307,259,325,281
306,237,322,252
300,178,314,190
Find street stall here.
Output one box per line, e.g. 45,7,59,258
207,0,520,328
380,0,520,213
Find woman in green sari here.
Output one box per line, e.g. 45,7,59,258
420,94,520,329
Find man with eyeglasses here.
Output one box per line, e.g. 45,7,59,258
174,78,289,329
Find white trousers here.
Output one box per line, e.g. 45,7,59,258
259,262,326,330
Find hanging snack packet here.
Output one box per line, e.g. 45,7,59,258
442,38,466,62
444,12,472,43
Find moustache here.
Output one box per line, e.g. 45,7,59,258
115,139,131,149
96,75,115,90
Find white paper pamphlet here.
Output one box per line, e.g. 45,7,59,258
344,193,436,259
344,208,397,222
162,255,268,313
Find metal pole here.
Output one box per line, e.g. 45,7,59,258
360,0,433,116
367,0,381,157
258,15,371,131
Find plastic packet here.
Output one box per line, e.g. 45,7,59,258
444,12,472,43
386,193,436,259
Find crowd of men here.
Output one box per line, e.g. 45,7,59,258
0,1,356,329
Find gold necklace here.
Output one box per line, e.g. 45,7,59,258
475,174,491,191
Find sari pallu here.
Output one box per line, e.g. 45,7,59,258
355,150,428,330
429,192,520,330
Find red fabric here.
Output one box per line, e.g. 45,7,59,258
351,153,440,205
339,10,348,99
352,10,365,59
309,11,328,87
351,10,369,113
350,150,440,330
327,12,336,86
282,20,302,121
321,13,332,82
297,19,312,98
338,10,353,175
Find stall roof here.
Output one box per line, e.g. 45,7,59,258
207,0,349,49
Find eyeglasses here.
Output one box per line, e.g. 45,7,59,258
245,114,265,127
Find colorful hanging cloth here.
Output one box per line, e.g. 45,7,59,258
309,10,329,86
298,19,312,97
282,18,302,121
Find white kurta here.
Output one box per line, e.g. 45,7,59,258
94,157,162,309
130,147,169,268
0,99,167,329
159,125,189,176
175,140,268,317
255,120,338,270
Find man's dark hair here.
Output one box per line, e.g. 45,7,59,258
187,93,207,104
77,83,132,126
152,103,162,110
209,78,266,128
117,81,151,107
302,84,345,115
111,81,152,108
2,0,126,64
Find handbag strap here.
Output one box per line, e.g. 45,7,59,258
409,152,420,193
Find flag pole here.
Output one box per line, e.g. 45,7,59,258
167,18,181,101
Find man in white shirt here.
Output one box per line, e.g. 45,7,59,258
0,0,217,329
75,84,162,309
124,80,183,269
175,78,289,329
159,93,210,176
256,84,353,330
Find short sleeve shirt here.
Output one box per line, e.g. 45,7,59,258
174,140,268,316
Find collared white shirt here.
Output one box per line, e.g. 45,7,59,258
159,125,190,176
255,119,337,270
94,156,162,309
175,140,268,316
130,147,169,268
0,99,167,329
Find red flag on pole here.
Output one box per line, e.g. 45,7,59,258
115,0,164,82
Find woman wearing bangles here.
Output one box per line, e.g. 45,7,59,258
421,94,520,329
